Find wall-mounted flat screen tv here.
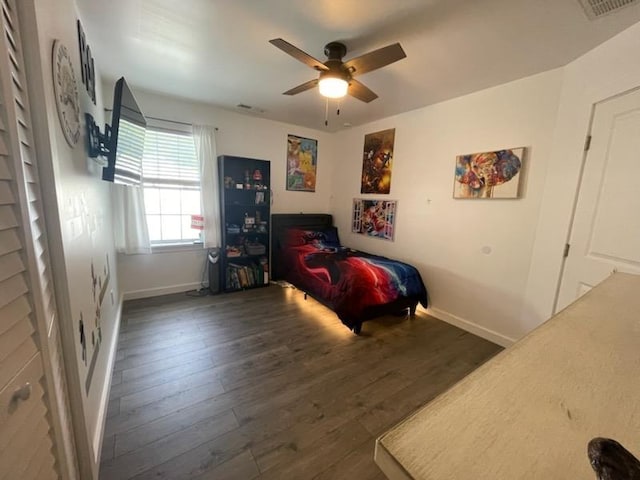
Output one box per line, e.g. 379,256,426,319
102,77,146,185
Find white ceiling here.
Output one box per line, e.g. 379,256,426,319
76,0,640,131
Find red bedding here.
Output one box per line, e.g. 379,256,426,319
279,228,428,330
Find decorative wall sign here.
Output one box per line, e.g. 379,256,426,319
52,40,81,147
352,199,397,241
453,147,525,199
78,313,86,365
77,19,96,104
84,253,111,394
286,134,318,192
361,128,395,194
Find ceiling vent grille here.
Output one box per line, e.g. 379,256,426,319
578,0,640,19
236,103,265,114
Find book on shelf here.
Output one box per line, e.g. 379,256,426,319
226,261,269,290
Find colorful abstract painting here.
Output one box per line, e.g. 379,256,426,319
453,147,524,199
352,199,397,241
287,134,317,192
361,128,395,194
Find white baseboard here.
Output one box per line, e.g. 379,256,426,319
122,282,202,301
92,293,123,462
426,307,516,348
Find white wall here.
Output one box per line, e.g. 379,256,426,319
328,21,640,345
330,70,564,345
117,21,640,344
113,89,335,298
523,21,640,328
24,0,121,477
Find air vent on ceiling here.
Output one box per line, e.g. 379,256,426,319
578,0,640,19
236,103,265,114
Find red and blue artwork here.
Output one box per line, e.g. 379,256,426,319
454,147,524,198
280,228,428,328
352,199,397,241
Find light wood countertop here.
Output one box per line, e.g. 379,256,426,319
375,272,640,479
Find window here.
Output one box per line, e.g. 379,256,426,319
142,128,201,244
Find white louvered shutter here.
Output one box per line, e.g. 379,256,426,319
0,0,77,478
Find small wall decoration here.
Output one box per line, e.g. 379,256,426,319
85,253,111,393
361,128,395,194
286,134,318,191
352,199,397,241
90,261,97,302
52,40,81,147
78,313,86,366
76,19,96,104
454,147,525,199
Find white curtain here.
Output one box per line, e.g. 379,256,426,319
112,184,151,254
193,125,220,249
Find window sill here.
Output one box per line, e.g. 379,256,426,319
150,242,205,254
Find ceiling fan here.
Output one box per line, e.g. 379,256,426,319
269,38,406,103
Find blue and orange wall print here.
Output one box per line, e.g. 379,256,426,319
361,128,395,194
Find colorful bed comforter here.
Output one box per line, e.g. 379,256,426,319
280,228,428,326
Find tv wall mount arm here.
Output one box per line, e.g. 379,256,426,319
85,113,111,158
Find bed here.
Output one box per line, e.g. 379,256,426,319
271,213,428,334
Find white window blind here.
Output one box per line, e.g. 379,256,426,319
142,128,199,189
113,117,145,185
142,128,201,244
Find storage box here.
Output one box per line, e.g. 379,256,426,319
246,242,266,255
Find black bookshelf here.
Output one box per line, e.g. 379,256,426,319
218,155,271,292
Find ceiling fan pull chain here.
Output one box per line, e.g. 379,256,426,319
325,97,329,127
337,99,341,116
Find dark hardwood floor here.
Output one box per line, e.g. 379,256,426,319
100,285,502,480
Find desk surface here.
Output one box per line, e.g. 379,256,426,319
375,273,640,479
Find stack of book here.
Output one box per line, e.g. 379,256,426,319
226,261,269,290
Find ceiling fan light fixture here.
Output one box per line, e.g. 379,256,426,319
271,38,406,103
318,76,348,99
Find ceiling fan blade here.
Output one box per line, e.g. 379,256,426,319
348,79,378,103
344,43,406,76
269,38,329,71
283,79,319,96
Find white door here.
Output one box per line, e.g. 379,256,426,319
0,0,77,478
557,88,640,311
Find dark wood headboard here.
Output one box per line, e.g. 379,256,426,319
270,213,333,280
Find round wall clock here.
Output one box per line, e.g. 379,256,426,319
52,40,81,147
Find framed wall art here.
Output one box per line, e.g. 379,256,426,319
352,199,397,241
286,134,317,192
453,147,525,199
52,40,81,147
361,128,395,194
